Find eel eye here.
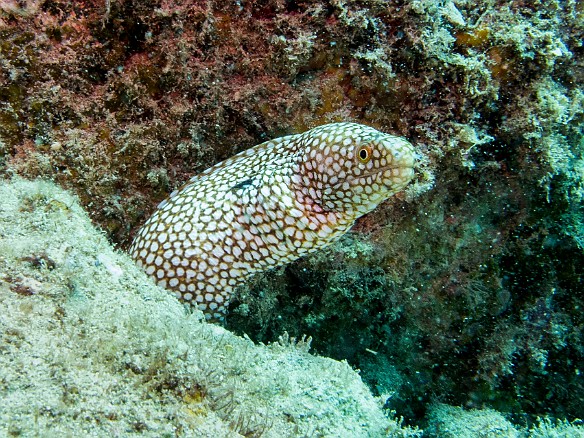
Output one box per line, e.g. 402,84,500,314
357,145,372,163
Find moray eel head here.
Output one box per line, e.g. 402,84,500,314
296,123,415,215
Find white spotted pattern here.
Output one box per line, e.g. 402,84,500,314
130,123,416,320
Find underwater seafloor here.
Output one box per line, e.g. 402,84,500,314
0,1,583,437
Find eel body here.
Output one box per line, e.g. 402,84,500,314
130,123,415,319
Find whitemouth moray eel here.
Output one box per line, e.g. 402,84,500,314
130,123,416,319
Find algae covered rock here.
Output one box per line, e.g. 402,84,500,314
0,177,418,437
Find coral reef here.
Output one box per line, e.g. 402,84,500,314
0,177,419,436
0,0,582,432
424,404,584,438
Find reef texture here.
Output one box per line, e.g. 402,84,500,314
0,0,583,432
3,178,582,437
0,178,419,437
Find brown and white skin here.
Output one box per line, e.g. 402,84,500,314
130,123,416,320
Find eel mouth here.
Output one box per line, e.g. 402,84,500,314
344,164,415,186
